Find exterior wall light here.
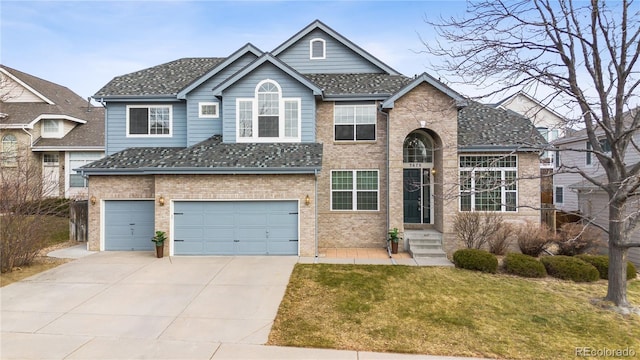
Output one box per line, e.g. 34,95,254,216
305,194,311,206
431,168,437,176
90,195,97,205
159,196,165,206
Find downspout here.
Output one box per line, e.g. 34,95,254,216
21,126,33,148
314,168,319,262
378,104,393,260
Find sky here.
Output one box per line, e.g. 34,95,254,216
1,0,474,103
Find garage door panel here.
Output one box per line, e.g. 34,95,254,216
174,201,298,255
105,201,155,251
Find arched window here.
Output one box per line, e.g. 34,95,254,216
257,81,280,137
403,132,433,163
1,134,18,166
237,79,301,142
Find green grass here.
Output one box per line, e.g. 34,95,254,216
268,264,640,359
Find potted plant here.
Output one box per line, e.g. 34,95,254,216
388,228,401,254
151,230,167,258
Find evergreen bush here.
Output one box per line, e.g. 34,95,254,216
504,253,547,278
575,254,637,280
540,256,599,282
452,249,498,274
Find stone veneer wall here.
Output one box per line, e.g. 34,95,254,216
315,100,388,248
87,174,316,256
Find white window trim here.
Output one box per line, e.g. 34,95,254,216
330,169,380,211
126,104,173,137
198,102,219,118
1,134,18,167
459,155,518,212
333,103,377,142
555,185,564,204
41,119,64,138
309,38,326,60
235,79,301,143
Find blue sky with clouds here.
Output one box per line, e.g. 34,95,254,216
2,0,471,101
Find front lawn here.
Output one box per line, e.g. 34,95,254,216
269,264,640,359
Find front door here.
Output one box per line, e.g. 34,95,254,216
403,168,431,224
42,153,60,197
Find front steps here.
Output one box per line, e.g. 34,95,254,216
405,229,449,262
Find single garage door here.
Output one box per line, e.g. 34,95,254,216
104,200,155,251
173,201,298,255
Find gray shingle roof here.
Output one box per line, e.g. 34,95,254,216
304,73,412,96
458,101,547,150
94,58,226,97
32,107,105,148
80,136,323,173
1,65,104,127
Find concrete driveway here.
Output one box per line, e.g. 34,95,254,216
1,252,297,359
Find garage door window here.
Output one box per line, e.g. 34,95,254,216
331,170,379,211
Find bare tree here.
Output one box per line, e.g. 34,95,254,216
0,149,66,272
424,0,640,308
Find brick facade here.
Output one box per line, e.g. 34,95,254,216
315,100,388,248
87,174,316,256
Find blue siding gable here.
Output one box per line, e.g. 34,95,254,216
221,63,316,143
105,102,187,155
276,28,385,74
185,53,258,146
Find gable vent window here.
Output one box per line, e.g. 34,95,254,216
127,105,172,137
310,38,326,60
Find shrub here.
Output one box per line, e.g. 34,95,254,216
453,249,498,274
12,197,70,217
555,223,604,256
516,222,555,257
487,224,514,255
504,253,547,278
576,254,637,280
540,256,599,282
454,212,506,250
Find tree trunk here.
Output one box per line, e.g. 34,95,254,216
605,243,629,307
604,201,629,307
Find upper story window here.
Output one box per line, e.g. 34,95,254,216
236,79,301,142
126,105,172,137
199,102,219,118
1,134,17,167
459,155,518,212
310,38,326,59
586,138,611,165
42,119,63,138
334,103,376,141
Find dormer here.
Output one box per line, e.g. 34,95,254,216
41,119,64,138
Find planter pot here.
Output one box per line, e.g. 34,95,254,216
155,244,164,258
391,241,398,254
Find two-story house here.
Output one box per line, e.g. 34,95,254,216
553,108,640,266
0,65,105,199
80,20,545,257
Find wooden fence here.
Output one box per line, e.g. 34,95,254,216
70,200,88,242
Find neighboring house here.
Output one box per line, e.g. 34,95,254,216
80,20,545,257
0,65,105,199
495,91,567,168
553,108,640,266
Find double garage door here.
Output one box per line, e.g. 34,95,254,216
104,200,298,255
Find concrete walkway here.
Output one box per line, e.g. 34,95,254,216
1,248,476,360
